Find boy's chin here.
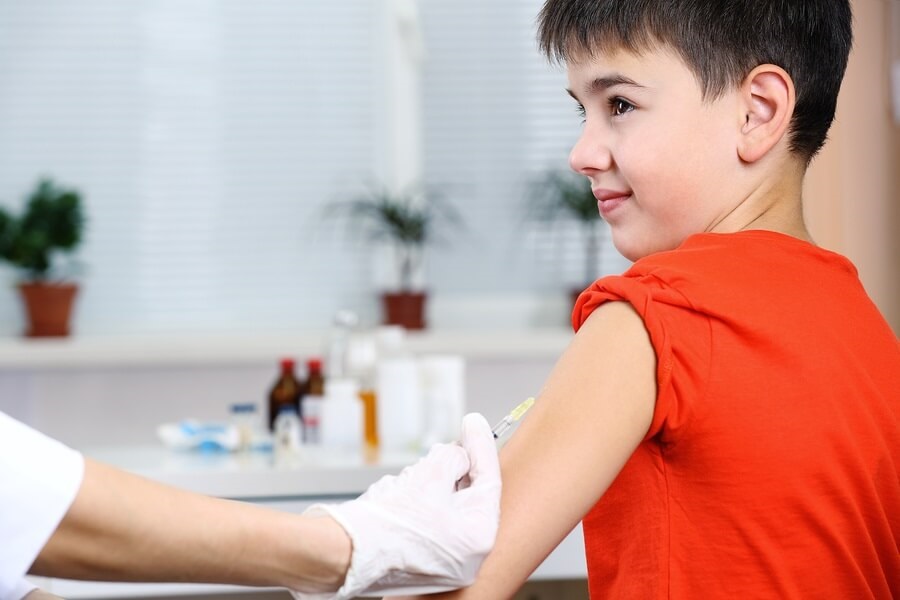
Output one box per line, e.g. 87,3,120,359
611,234,654,263
612,232,684,262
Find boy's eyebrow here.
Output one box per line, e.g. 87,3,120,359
566,74,645,100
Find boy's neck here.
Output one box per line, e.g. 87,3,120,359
709,159,812,244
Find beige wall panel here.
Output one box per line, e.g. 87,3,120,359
803,0,899,332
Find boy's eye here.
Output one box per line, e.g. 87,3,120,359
575,102,586,121
608,97,634,116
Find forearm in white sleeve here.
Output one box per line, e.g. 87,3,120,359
0,413,84,597
2,579,37,600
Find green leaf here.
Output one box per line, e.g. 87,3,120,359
0,178,85,279
326,185,462,248
529,170,600,224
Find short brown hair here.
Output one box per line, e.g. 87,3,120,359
537,0,853,164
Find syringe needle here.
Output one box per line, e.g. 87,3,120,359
491,397,536,440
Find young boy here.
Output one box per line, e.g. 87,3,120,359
392,0,899,598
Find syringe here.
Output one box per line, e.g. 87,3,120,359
491,397,535,440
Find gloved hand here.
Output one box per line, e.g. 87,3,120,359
292,412,501,600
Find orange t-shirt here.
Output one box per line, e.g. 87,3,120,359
572,231,899,599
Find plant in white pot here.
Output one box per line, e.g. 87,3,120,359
328,185,462,330
529,169,607,305
0,178,85,337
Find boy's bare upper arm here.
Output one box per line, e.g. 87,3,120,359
390,300,657,599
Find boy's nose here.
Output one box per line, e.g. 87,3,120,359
569,127,613,175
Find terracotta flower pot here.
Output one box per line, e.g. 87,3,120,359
18,281,79,337
382,291,427,330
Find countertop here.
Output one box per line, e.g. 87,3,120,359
83,444,420,499
0,328,573,369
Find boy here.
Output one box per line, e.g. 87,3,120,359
392,0,899,598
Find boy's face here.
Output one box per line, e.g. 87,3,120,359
566,47,744,261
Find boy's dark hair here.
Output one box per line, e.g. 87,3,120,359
537,0,853,164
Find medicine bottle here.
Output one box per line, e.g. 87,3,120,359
359,389,378,451
346,333,379,451
301,357,326,443
419,355,466,446
325,309,359,380
273,405,303,463
268,358,302,432
319,378,364,452
375,326,423,452
229,402,260,452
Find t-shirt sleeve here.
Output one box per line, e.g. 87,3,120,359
0,413,84,595
572,271,712,443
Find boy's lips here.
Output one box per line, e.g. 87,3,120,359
593,188,631,217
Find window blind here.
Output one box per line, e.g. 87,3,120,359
420,0,628,303
0,0,627,336
0,1,377,335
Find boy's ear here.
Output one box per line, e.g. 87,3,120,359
737,64,795,164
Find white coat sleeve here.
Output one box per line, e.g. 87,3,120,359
3,579,37,600
0,412,84,599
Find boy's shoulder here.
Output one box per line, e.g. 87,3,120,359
612,230,861,311
629,230,854,277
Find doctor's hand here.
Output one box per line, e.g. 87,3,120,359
292,412,502,600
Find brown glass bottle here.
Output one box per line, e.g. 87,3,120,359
300,357,326,443
304,357,325,396
268,358,302,432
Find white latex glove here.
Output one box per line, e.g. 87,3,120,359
292,412,501,600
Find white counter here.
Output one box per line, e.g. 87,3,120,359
82,445,418,500
0,328,573,369
35,444,587,599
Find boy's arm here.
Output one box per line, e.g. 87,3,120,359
391,300,657,599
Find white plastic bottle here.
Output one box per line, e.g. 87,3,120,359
419,355,466,446
325,309,359,380
319,378,364,453
375,326,423,453
273,405,303,464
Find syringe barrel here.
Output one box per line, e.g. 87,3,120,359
491,418,513,439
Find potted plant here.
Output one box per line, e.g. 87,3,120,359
328,185,462,330
529,169,607,305
0,178,85,337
